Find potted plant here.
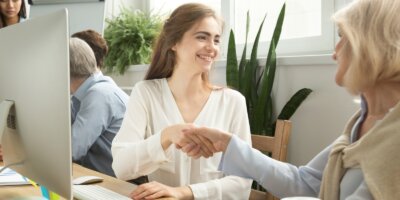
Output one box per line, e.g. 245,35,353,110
104,8,163,75
226,3,312,136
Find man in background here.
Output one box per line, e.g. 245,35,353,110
72,29,108,70
69,37,128,177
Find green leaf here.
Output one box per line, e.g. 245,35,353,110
104,8,162,74
244,14,266,107
277,88,313,120
264,95,274,135
253,40,276,133
226,30,239,89
253,4,286,133
224,3,311,137
238,12,250,92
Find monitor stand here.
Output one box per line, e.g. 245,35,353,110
0,100,14,144
0,100,26,171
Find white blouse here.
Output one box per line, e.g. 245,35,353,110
112,78,252,200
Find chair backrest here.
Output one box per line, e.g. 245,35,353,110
249,120,292,200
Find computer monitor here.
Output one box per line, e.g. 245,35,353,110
0,9,72,199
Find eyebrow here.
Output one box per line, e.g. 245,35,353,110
194,31,220,38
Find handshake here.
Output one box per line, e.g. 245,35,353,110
162,124,233,159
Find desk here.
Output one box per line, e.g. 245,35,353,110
0,162,174,200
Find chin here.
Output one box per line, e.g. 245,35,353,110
335,79,344,87
202,65,213,72
197,62,212,70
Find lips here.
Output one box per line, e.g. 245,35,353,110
197,54,213,62
5,10,16,16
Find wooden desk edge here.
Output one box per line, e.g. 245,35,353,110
1,161,175,200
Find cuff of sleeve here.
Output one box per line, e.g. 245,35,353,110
219,135,237,172
218,135,250,178
146,131,174,163
189,183,209,200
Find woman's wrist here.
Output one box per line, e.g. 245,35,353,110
175,186,194,200
220,132,233,152
161,128,173,150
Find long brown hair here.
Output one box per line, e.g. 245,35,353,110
0,0,26,28
144,3,223,83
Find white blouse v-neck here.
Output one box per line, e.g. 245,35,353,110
163,78,214,124
112,78,252,200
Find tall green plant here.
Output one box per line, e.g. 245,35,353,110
226,4,312,135
104,8,162,74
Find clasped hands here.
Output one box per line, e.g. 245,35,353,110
164,124,233,159
131,125,233,200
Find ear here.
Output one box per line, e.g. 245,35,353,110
171,44,177,51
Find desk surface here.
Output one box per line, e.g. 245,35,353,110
0,162,174,200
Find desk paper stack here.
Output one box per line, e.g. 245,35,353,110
0,166,30,186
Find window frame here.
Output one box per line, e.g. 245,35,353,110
222,0,335,58
137,0,341,59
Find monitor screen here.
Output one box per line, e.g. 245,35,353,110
0,9,72,199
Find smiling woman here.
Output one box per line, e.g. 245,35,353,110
111,3,252,200
0,0,27,29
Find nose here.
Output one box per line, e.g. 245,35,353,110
7,1,15,8
205,41,218,52
332,51,337,61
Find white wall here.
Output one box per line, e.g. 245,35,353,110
272,56,359,165
107,54,359,166
29,2,105,35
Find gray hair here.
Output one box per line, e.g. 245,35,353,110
69,37,97,79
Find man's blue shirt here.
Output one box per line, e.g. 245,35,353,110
71,71,128,176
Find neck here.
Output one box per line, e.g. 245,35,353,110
167,71,210,99
70,78,87,94
5,16,19,26
362,82,400,116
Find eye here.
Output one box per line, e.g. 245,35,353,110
196,35,207,41
337,30,343,38
214,38,220,45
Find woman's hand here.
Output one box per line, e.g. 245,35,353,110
130,181,193,200
179,133,217,159
183,127,233,153
161,124,214,158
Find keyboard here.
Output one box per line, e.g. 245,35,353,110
73,185,131,200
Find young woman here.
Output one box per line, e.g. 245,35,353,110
0,0,26,29
111,3,252,200
183,0,400,199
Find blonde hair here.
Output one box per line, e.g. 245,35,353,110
332,0,400,94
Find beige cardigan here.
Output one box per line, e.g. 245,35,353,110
319,103,400,199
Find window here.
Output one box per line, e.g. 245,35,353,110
147,0,220,17
227,0,335,57
234,0,321,42
104,0,124,19
129,0,336,58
